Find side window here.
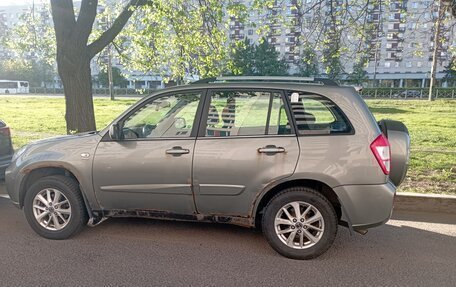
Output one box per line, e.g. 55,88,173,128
288,92,352,135
269,93,291,135
205,91,291,137
122,92,201,139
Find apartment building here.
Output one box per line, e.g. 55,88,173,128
365,0,453,87
228,0,455,87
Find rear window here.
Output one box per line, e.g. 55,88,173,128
287,91,353,135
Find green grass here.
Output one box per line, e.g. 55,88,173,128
0,96,137,147
0,96,455,195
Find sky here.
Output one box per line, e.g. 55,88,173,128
0,0,38,6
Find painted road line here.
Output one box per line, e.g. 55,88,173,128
0,194,10,199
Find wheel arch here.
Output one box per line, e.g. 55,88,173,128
253,179,342,228
19,166,82,208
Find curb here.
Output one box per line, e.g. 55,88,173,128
395,192,456,214
1,182,455,214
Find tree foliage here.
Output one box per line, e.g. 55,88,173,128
2,4,56,87
228,38,288,76
347,59,368,85
120,0,228,82
295,45,319,77
254,39,289,76
0,60,53,87
228,38,256,76
97,67,128,88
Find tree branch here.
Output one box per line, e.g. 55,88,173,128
87,0,148,59
75,0,99,44
50,0,76,44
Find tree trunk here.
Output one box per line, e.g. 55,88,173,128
56,49,96,133
50,0,145,133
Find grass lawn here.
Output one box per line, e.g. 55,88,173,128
0,96,455,195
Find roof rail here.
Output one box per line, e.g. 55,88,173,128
191,77,217,84
191,76,338,86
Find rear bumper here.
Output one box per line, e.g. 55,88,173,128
334,181,396,230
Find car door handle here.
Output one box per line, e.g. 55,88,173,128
258,145,286,154
166,146,190,155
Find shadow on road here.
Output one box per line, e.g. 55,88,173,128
392,209,456,225
0,197,455,285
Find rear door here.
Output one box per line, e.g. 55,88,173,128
192,89,300,216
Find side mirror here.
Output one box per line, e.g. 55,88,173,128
109,123,122,140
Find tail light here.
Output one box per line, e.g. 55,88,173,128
370,133,391,175
0,126,10,137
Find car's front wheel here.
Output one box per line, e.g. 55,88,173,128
262,187,338,259
24,175,88,239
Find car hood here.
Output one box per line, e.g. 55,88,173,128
27,131,100,147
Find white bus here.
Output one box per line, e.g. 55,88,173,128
0,80,30,94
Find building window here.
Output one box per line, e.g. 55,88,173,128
385,62,391,68
417,62,422,67
248,29,253,35
406,62,412,68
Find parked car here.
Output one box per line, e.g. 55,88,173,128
0,120,13,179
5,76,410,259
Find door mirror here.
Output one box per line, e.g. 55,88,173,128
109,123,122,140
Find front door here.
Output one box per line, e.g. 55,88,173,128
93,91,203,214
193,89,300,216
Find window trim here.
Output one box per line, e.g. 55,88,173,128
197,88,296,138
102,89,207,142
285,90,355,137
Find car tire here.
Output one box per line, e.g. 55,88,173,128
262,187,338,260
24,175,88,239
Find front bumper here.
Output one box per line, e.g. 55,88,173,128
0,156,12,179
4,161,21,207
334,181,396,230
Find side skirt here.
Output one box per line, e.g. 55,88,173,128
98,209,255,228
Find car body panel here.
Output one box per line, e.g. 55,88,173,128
333,182,395,228
5,133,102,210
295,135,386,187
92,138,196,214
193,135,299,216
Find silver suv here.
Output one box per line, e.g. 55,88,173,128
5,77,410,259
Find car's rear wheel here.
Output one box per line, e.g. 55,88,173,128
24,175,88,239
262,187,338,260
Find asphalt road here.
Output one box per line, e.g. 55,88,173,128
0,191,455,286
